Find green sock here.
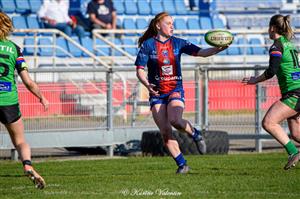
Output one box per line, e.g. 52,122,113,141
284,141,299,155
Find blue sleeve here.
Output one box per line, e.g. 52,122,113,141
180,39,201,56
135,42,149,68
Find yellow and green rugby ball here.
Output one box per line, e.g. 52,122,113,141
204,30,234,47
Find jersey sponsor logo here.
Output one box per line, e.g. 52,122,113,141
0,81,12,92
155,75,182,81
161,65,173,75
162,50,168,57
291,71,300,80
163,59,170,65
270,51,282,57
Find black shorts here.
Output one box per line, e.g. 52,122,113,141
0,104,21,124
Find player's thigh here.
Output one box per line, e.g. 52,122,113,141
263,101,297,124
151,103,172,131
167,99,184,123
5,117,25,146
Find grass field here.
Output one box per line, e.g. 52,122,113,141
0,153,300,199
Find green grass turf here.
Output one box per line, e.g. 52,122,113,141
0,153,299,199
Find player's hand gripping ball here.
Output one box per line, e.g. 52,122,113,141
204,30,234,47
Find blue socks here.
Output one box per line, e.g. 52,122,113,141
174,153,186,167
192,128,201,140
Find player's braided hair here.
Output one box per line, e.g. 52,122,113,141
0,12,13,41
269,14,294,40
138,12,170,48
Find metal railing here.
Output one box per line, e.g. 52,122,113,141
0,64,283,158
2,28,296,159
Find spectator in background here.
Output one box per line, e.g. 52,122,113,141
213,11,228,29
188,0,198,10
38,0,85,38
87,0,117,30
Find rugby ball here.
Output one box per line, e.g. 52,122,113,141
204,30,234,47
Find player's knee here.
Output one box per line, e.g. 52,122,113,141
291,132,300,144
161,133,172,144
169,119,182,130
262,118,274,132
15,142,28,149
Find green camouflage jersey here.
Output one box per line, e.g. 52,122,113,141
265,36,300,95
0,40,28,106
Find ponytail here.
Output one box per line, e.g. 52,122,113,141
0,12,13,41
138,12,170,47
269,14,294,40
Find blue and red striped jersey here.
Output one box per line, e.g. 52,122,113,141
135,36,201,94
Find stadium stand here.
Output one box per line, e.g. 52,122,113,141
150,0,164,15
26,16,41,29
137,0,151,15
114,0,125,15
124,0,138,15
15,0,31,14
0,0,16,13
162,0,177,15
56,37,69,57
6,0,299,63
23,37,35,56
29,0,42,14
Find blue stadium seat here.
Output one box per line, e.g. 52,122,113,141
29,0,42,14
187,18,200,30
38,37,53,56
117,18,122,29
187,37,200,45
56,37,69,57
67,37,82,57
95,39,110,56
123,38,137,55
150,0,163,15
123,18,136,36
110,38,122,56
0,0,16,13
174,18,187,30
12,16,28,29
26,16,40,29
162,0,177,15
174,0,187,15
200,17,213,30
137,0,151,15
212,17,225,29
23,37,36,55
136,18,148,30
12,16,27,36
227,39,240,55
124,0,138,15
238,38,251,55
292,16,300,29
200,37,210,48
15,0,31,14
114,0,125,15
250,38,265,55
80,36,94,57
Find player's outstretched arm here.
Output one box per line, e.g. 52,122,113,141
19,70,49,111
242,73,267,85
196,46,228,57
